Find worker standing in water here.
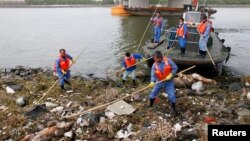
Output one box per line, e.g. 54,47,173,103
197,14,211,57
176,17,188,57
122,52,145,86
151,11,163,43
54,49,75,90
148,51,178,115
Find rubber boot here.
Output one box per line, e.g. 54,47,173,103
64,79,70,85
149,98,155,107
60,85,65,90
198,50,202,57
170,103,177,116
204,51,207,57
181,48,185,57
132,80,136,86
201,51,206,58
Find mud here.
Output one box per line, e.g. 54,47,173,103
0,66,249,141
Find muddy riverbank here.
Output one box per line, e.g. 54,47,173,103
0,66,249,140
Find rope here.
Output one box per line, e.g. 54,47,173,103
201,37,216,66
34,48,86,105
66,65,196,119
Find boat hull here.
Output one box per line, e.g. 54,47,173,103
111,5,131,16
142,31,230,76
125,7,185,16
125,7,216,16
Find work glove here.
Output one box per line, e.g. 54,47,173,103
148,82,155,88
177,73,183,78
72,59,76,64
142,58,147,62
165,73,173,81
61,70,67,75
121,67,126,72
182,35,185,39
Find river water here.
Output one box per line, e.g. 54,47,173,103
0,7,249,77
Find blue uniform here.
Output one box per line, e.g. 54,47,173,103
177,23,188,48
199,22,211,51
154,27,161,42
55,54,72,86
122,54,143,80
152,17,163,42
150,58,178,103
122,54,143,71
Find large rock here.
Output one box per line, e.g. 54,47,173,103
7,84,22,91
0,105,8,111
229,82,241,91
6,87,15,94
25,104,48,120
16,97,26,107
247,92,250,100
237,108,250,122
51,106,64,114
180,128,198,139
99,117,106,123
216,94,224,101
64,131,74,138
45,102,58,108
76,116,89,127
191,81,204,93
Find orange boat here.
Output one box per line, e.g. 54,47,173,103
112,5,216,17
111,0,216,17
111,4,131,16
124,6,185,16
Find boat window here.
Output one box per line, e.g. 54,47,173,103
185,13,201,23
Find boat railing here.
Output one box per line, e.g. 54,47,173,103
165,27,202,52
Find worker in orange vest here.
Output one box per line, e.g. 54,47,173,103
54,49,75,90
122,52,145,86
176,17,188,56
148,51,178,115
197,14,211,57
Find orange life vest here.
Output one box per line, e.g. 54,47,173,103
124,56,136,68
153,17,163,27
176,24,187,37
54,55,70,73
154,57,172,81
197,21,212,34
